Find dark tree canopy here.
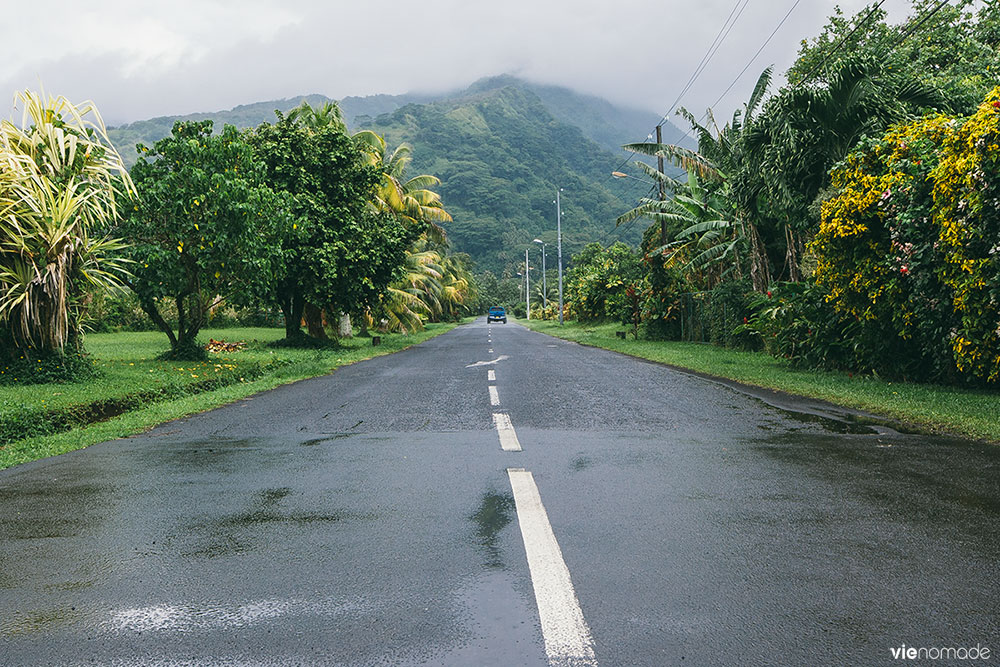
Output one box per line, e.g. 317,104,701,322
120,120,286,359
250,111,414,340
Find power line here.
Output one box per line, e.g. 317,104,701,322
612,0,752,176
884,0,953,52
708,0,804,109
652,0,805,169
664,0,946,170
658,0,751,127
797,0,888,85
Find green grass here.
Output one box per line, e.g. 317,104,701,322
523,319,1000,443
0,324,460,470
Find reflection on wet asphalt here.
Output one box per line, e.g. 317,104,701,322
0,318,997,665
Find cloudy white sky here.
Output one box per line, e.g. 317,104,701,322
4,0,919,127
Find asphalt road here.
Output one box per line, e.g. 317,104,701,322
1,319,998,666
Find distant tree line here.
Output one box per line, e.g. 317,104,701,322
0,95,479,381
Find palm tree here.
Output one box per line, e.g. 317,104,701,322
0,91,134,355
353,130,451,243
622,68,774,290
287,99,346,132
374,244,476,332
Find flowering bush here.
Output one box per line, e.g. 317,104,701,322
932,87,1000,382
640,249,691,340
811,87,1000,383
739,282,860,369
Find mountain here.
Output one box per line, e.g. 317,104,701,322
107,94,334,163
363,83,648,272
107,77,687,273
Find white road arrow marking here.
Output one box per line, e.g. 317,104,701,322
466,355,508,368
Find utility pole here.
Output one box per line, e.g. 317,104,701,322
525,248,530,320
656,124,667,246
556,188,564,325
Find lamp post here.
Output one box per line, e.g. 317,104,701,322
554,188,564,324
525,248,531,320
533,239,547,307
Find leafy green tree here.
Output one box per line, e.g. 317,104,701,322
251,110,412,341
120,120,285,359
0,91,134,364
788,0,1000,115
566,242,643,323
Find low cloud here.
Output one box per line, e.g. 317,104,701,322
3,0,916,127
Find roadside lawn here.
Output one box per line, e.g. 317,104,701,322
522,319,1000,443
0,323,460,470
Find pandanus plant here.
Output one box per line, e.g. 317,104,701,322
0,91,133,355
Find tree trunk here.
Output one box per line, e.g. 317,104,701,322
785,226,801,283
135,291,177,349
280,291,305,339
304,303,328,339
747,221,771,292
338,312,352,338
359,309,370,337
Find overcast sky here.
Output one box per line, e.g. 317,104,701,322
4,0,919,129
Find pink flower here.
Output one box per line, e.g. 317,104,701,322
766,290,772,297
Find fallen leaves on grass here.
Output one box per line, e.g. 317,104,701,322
205,339,247,353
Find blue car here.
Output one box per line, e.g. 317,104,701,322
487,306,507,324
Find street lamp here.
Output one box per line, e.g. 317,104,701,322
533,239,547,307
552,188,564,324
612,170,649,182
525,248,530,320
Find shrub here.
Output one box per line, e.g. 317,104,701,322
809,92,1000,384
742,282,859,370
641,253,690,340
931,88,1000,382
703,280,758,350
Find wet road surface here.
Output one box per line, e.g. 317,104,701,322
1,319,998,665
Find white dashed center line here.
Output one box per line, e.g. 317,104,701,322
488,370,496,382
488,386,500,406
492,413,522,451
507,468,597,666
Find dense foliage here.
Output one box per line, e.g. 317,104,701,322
119,120,286,359
562,0,1000,387
566,242,644,326
251,112,411,341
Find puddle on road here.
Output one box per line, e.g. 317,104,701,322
773,408,877,435
301,433,358,446
0,606,84,638
470,491,515,570
0,481,111,540
184,487,377,559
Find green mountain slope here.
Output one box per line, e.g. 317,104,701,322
364,84,646,273
108,94,333,164
107,76,679,272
